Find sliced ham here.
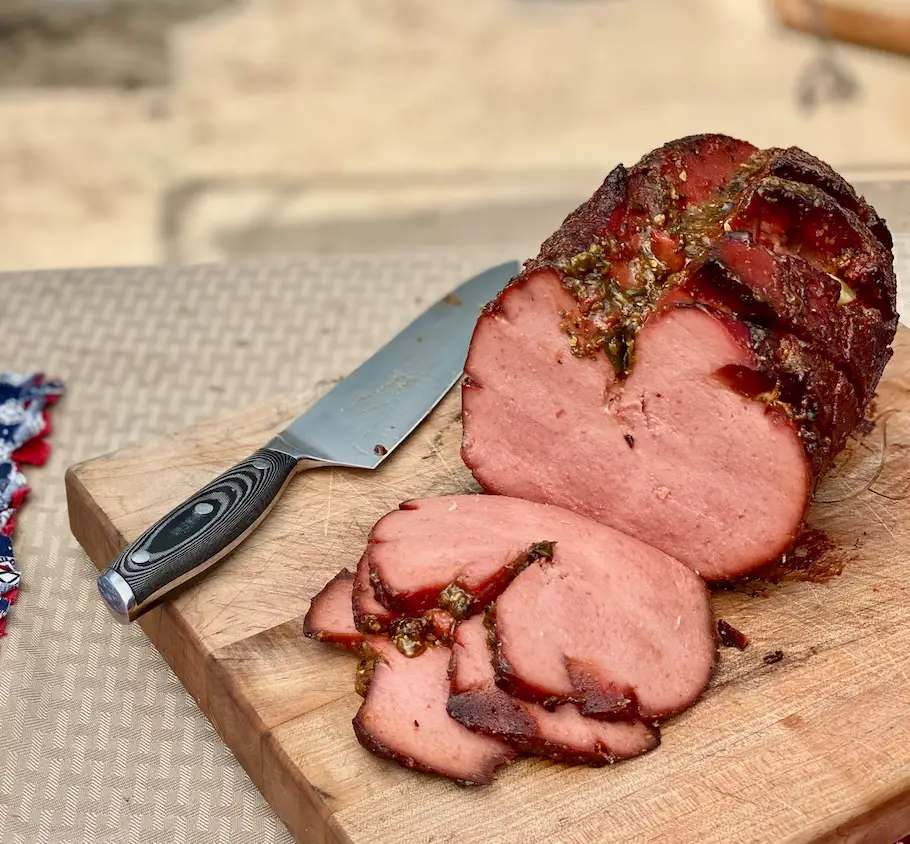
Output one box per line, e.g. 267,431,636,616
353,638,515,784
302,569,364,651
366,496,559,618
305,135,897,789
448,616,660,766
306,566,454,654
678,232,892,409
488,522,716,720
462,134,896,579
754,146,892,248
352,550,397,634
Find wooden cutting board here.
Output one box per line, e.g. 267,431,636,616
65,330,910,844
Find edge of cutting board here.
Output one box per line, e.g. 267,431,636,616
64,397,338,842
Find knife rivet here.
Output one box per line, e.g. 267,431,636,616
194,502,214,516
252,458,270,470
130,550,151,564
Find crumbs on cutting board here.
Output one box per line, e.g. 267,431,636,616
717,619,749,650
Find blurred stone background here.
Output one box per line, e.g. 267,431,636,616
3,0,910,271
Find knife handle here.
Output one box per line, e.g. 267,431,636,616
97,447,301,623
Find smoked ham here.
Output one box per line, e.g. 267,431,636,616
303,135,897,787
360,494,715,720
462,134,896,579
486,508,716,719
305,495,713,782
365,495,560,620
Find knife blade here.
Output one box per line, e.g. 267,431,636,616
97,261,519,623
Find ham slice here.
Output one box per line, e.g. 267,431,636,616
366,496,560,619
462,134,896,579
302,569,364,651
306,567,454,654
353,638,515,784
448,616,660,765
487,513,716,720
352,551,397,634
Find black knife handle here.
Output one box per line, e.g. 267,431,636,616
97,448,300,622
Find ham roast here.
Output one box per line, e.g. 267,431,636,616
364,495,568,620
461,134,896,580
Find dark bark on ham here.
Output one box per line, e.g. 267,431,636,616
448,616,660,766
680,233,892,409
755,146,892,249
729,176,897,320
353,638,515,784
462,133,896,579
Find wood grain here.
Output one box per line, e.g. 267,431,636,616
66,334,910,844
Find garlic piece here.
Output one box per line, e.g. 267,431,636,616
837,278,857,305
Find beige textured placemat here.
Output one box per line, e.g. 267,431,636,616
0,248,515,844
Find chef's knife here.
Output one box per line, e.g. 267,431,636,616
97,261,519,623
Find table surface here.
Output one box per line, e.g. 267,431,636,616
2,180,909,844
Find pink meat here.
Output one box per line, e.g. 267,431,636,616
302,569,364,651
448,616,660,766
366,496,560,617
487,507,716,720
463,276,811,579
353,638,515,784
352,551,397,634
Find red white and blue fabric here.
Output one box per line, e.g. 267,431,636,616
0,372,64,637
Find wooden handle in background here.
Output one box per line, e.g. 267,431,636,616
772,0,910,56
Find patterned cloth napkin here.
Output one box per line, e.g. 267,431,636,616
0,372,64,637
